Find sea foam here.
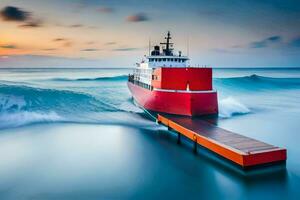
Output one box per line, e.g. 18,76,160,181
0,111,64,129
219,97,250,118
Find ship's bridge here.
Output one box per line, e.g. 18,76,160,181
140,55,189,68
139,31,189,69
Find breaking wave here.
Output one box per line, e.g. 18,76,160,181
0,84,119,113
0,111,64,129
1,73,299,129
0,83,145,129
218,97,250,118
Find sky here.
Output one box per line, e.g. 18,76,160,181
0,0,300,68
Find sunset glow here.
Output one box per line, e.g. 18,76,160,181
0,0,300,67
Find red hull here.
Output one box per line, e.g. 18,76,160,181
128,82,218,116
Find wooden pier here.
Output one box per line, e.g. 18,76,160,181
157,114,286,168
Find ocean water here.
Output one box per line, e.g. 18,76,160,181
0,68,300,199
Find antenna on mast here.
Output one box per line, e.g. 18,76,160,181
148,37,151,56
187,35,190,57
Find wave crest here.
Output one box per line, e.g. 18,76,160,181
215,74,300,91
0,83,143,129
0,84,119,113
0,111,64,129
219,97,250,118
50,75,127,82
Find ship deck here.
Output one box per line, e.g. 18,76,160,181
157,114,286,168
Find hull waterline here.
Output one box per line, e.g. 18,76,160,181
128,82,218,117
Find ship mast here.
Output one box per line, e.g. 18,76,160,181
160,31,173,56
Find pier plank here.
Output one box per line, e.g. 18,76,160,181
157,114,287,167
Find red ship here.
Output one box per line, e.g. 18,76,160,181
128,32,218,117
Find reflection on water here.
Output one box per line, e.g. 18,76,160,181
0,122,297,200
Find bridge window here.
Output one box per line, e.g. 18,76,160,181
175,58,178,62
158,58,161,62
163,58,166,61
170,58,173,61
155,58,158,62
167,58,170,61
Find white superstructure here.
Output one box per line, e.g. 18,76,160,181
133,31,190,86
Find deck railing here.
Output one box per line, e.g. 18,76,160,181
128,74,153,91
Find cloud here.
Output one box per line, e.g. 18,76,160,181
98,7,114,13
19,20,42,28
0,55,104,68
69,24,84,28
267,36,281,42
55,23,92,29
105,42,116,45
0,6,43,28
250,41,267,48
126,13,148,22
288,36,300,48
53,38,67,42
0,6,30,21
249,35,282,48
0,44,17,49
81,48,100,51
113,47,139,51
52,38,72,47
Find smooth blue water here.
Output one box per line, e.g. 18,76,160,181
0,68,300,199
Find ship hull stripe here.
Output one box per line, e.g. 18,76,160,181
128,82,218,117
